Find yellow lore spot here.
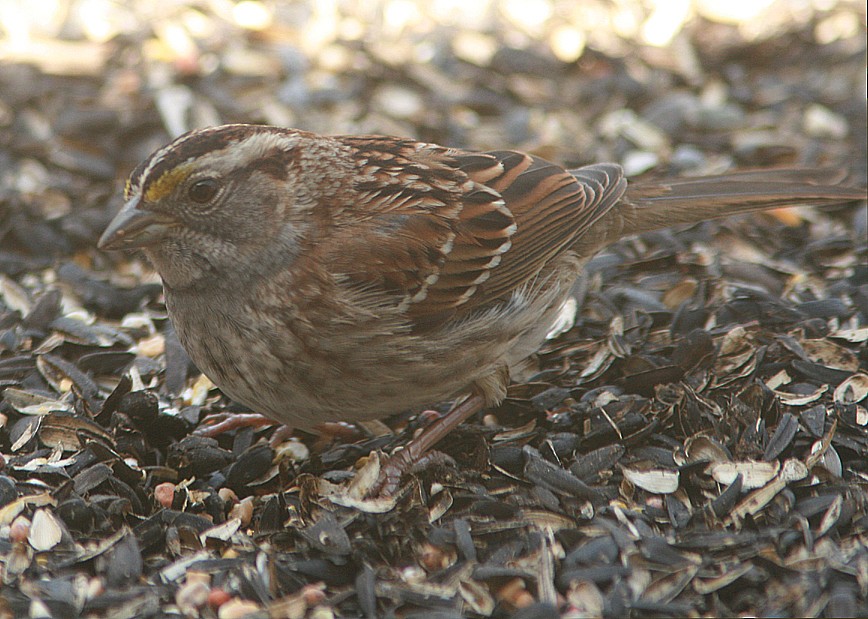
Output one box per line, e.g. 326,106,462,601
144,165,191,202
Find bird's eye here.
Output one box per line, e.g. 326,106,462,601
188,178,220,204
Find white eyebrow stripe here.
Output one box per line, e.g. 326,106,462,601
136,128,303,191
193,132,300,176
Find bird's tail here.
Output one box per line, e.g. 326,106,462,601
573,167,866,253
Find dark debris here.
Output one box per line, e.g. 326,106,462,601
0,1,866,618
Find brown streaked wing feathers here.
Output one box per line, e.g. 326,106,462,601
324,143,516,322
324,144,629,329
325,209,456,300
460,154,627,305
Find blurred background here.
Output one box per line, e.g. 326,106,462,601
1,0,865,184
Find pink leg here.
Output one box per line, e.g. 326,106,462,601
192,412,277,437
375,393,487,495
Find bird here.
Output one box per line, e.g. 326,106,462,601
98,123,866,491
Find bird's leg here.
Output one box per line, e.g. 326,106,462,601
193,412,277,437
376,367,509,494
375,392,488,496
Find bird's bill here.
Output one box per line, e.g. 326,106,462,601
98,198,175,250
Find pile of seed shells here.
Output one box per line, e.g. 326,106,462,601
0,1,866,618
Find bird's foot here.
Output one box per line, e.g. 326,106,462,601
368,392,487,497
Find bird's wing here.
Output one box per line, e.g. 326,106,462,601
322,137,626,328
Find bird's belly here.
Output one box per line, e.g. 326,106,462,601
166,281,571,430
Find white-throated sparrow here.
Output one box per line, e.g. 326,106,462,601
99,124,866,490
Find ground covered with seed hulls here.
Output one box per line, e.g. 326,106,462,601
0,1,866,618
